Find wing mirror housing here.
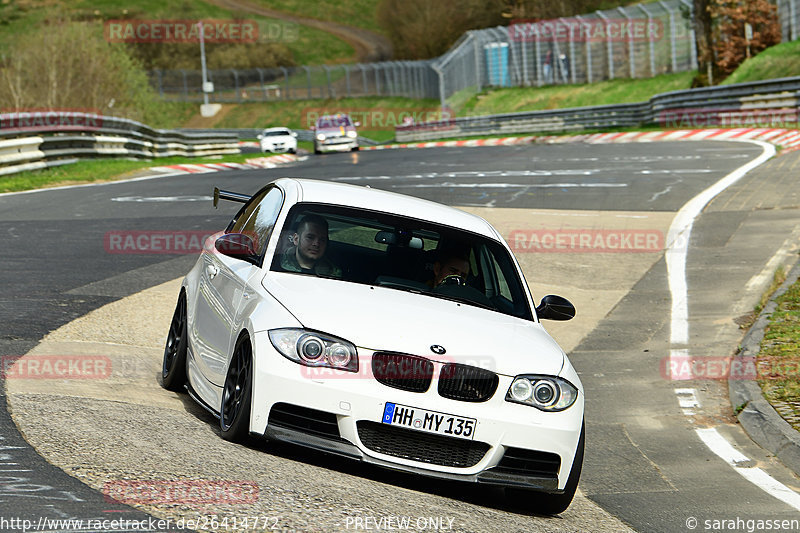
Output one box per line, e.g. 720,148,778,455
215,233,258,264
536,295,575,321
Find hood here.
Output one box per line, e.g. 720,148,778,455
263,273,565,377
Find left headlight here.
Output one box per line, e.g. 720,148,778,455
505,375,578,411
269,328,358,372
346,130,357,138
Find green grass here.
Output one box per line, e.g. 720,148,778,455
723,39,800,85
0,153,261,193
250,0,384,34
758,268,800,431
0,1,355,66
458,71,697,115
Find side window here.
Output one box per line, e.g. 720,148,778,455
239,188,284,255
228,189,269,234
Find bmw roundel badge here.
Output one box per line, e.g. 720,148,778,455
430,345,446,355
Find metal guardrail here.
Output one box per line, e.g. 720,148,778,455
0,112,240,176
396,76,800,142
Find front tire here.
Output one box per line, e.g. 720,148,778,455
161,291,187,391
220,333,253,442
506,422,584,515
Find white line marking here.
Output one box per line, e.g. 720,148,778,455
696,428,800,511
667,140,775,346
674,387,700,415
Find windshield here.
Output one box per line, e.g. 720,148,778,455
263,129,290,137
316,116,352,128
270,203,533,321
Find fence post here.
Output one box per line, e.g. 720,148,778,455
232,69,241,102
432,63,446,111
374,64,381,95
576,16,592,83
678,0,698,70
280,67,289,100
658,0,678,73
345,65,351,97
304,66,312,99
792,0,798,40
618,7,635,78
181,69,188,100
596,11,614,80
324,65,333,98
638,4,657,77
562,18,578,84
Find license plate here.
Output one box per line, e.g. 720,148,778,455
381,403,476,440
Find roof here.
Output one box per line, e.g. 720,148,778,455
277,178,497,239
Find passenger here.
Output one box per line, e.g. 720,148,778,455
281,214,342,278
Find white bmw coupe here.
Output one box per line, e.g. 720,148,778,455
162,178,584,514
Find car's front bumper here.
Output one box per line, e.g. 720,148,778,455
316,137,358,152
260,142,296,153
250,331,583,492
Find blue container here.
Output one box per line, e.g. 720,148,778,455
485,42,510,87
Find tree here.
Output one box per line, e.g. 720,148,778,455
692,0,718,86
713,0,780,77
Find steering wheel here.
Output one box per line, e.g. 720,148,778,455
438,274,466,287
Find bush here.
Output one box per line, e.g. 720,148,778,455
0,17,180,126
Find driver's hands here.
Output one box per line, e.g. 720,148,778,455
437,274,466,287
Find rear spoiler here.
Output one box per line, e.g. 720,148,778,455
213,187,251,208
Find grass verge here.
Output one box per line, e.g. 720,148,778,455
0,153,265,194
758,264,800,431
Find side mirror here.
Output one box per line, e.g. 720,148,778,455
257,134,263,139
354,121,361,127
215,233,258,263
536,295,575,321
291,131,298,137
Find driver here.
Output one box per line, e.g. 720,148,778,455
281,214,342,278
428,246,470,288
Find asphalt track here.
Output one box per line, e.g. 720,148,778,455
1,141,799,531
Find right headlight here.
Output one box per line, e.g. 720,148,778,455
269,328,358,372
505,375,578,411
316,133,326,141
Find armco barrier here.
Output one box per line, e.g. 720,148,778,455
396,76,800,142
0,112,239,177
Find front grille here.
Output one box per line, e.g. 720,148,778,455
372,352,433,393
268,403,341,440
357,421,490,468
438,363,499,402
494,447,561,478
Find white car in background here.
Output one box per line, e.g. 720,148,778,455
161,178,584,515
257,127,297,154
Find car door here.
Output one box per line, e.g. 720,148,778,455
193,188,271,386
